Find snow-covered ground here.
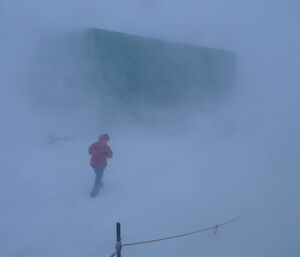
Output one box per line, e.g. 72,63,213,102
1,110,299,257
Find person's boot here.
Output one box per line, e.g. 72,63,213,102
90,187,99,197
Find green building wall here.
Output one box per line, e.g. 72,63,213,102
79,28,235,109
31,28,235,114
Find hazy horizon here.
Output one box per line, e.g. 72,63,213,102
1,1,300,257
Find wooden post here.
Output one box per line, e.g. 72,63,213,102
116,222,121,257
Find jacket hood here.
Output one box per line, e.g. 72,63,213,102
98,133,110,143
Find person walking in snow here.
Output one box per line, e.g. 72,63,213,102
88,133,113,197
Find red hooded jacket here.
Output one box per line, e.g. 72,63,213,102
88,134,113,168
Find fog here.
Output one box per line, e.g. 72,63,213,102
1,1,300,257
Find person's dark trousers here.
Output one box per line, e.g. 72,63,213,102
92,166,104,191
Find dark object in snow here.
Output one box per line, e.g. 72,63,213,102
48,134,70,145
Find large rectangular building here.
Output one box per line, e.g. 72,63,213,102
32,28,235,115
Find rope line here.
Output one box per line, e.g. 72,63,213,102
109,250,117,257
109,241,122,257
122,217,239,247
